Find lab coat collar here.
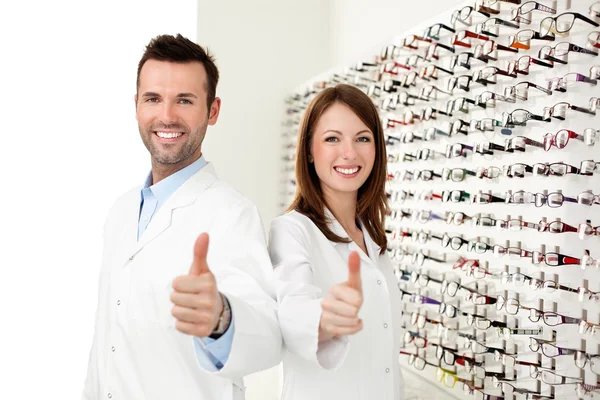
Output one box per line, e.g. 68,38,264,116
125,163,218,261
324,208,380,264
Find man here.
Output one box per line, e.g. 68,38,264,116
82,34,282,400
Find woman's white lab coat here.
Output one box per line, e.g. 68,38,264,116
269,210,404,400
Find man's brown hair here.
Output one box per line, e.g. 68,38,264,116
137,34,219,108
288,84,389,253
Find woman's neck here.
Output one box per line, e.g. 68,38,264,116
323,187,359,235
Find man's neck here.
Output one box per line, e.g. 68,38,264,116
151,154,201,185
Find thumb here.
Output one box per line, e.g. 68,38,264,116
347,251,361,292
189,233,210,276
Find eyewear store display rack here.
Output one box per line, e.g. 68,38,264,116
279,0,600,399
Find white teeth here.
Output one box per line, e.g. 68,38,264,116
335,167,359,175
156,131,183,139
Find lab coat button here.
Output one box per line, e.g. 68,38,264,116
385,368,390,373
107,393,112,399
128,256,134,261
377,280,382,285
116,300,121,306
383,323,388,328
111,346,115,352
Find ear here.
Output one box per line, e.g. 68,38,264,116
208,97,221,126
308,154,314,163
134,94,138,120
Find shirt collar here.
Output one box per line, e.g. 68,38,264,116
142,155,208,205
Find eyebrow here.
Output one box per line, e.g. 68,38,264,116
140,92,198,99
323,129,373,135
176,92,198,99
141,91,161,98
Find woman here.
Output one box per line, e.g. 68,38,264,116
269,83,404,399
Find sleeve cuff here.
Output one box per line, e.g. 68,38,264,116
193,316,235,370
280,297,350,370
316,334,350,370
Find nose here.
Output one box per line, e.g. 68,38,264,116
159,102,177,125
341,140,357,160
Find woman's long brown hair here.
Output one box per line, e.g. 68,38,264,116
287,84,389,253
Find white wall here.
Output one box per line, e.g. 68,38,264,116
196,2,331,398
0,1,197,398
197,0,331,230
329,0,465,67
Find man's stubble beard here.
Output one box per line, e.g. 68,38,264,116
140,121,208,166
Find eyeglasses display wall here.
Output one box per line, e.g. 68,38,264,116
280,1,600,399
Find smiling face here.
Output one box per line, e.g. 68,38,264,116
135,59,220,178
310,102,376,202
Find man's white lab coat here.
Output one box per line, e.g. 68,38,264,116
82,163,282,400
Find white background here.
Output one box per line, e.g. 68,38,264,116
0,1,200,398
0,0,462,399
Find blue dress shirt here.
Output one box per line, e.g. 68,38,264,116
138,156,234,370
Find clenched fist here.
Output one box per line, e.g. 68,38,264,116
318,251,363,342
171,233,224,337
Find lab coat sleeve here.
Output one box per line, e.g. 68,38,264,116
269,216,349,370
196,202,282,379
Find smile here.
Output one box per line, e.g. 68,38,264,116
334,166,361,175
155,131,183,139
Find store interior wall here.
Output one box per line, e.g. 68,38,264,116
196,2,331,397
0,0,470,398
200,0,466,230
329,0,465,66
196,0,332,237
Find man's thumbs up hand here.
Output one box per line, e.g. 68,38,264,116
171,233,225,338
189,233,210,276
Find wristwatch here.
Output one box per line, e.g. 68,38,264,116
209,293,232,339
